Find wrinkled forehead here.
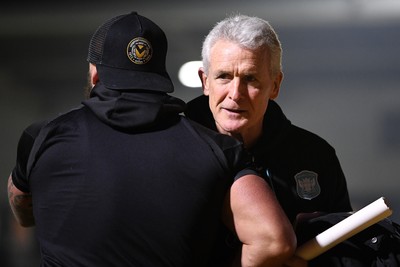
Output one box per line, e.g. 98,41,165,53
209,39,271,71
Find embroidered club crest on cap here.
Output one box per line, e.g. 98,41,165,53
294,170,320,200
127,37,153,64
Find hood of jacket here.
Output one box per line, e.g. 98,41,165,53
82,82,186,131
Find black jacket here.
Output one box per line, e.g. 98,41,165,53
185,95,352,223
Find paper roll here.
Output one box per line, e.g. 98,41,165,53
295,197,393,260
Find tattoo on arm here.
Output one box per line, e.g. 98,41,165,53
7,175,35,227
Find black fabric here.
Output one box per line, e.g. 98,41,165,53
296,212,400,267
11,88,254,267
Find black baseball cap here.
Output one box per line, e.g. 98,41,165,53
87,12,174,93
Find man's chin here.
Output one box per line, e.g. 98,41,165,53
217,122,245,135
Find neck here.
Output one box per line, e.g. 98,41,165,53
217,124,262,149
241,129,262,148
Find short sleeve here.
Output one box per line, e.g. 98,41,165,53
227,146,259,181
233,167,259,181
11,121,46,192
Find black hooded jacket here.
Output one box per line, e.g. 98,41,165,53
185,95,352,223
11,83,254,267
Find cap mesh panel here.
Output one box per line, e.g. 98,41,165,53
87,15,125,64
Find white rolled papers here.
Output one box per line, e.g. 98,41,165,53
295,197,393,260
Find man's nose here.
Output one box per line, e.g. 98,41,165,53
228,78,245,101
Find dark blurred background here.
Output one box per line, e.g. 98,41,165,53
1,0,399,266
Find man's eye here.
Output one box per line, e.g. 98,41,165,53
245,75,256,82
216,73,231,80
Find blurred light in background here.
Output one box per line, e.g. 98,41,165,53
178,61,203,88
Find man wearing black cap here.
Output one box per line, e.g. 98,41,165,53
7,12,296,266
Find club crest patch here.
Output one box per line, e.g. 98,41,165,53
294,170,320,200
127,37,153,64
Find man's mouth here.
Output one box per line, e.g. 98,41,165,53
223,107,245,114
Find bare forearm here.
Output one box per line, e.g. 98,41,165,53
241,241,294,267
230,243,303,267
8,175,35,227
227,174,296,267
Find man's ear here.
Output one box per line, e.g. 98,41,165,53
89,63,99,86
271,71,283,99
198,67,209,96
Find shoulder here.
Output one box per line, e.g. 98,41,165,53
37,105,90,135
11,107,85,192
265,101,336,155
182,117,252,173
23,106,88,165
23,120,48,138
288,124,336,153
183,117,243,152
47,105,88,125
17,120,48,154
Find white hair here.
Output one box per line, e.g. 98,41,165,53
202,14,283,77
